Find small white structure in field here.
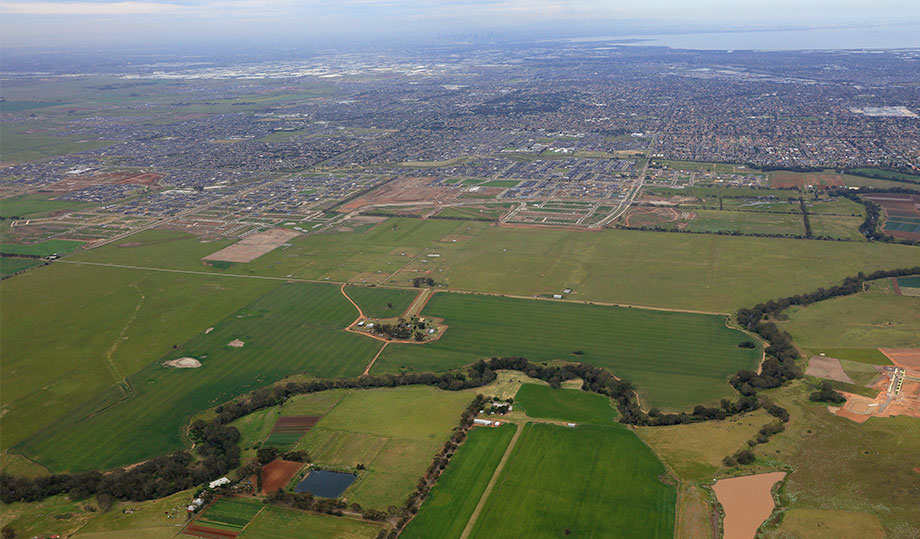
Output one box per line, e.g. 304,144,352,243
553,294,563,299
473,418,497,427
566,423,577,428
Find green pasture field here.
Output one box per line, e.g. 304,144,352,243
846,168,920,183
761,381,920,538
237,505,382,539
294,386,474,508
0,256,43,276
652,159,748,173
683,209,806,236
281,389,347,417
196,496,263,531
1,263,277,452
764,508,885,539
0,238,85,256
14,282,382,471
0,194,92,219
636,409,774,482
481,179,520,188
469,423,676,539
806,197,866,216
780,282,920,351
809,214,865,240
67,220,919,312
374,292,761,411
837,359,882,387
72,488,194,538
514,384,618,425
435,206,502,220
401,424,517,539
231,407,282,459
0,493,92,538
805,348,892,366
344,285,418,318
0,123,118,162
646,186,795,199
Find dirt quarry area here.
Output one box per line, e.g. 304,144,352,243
203,227,300,263
340,176,457,211
833,349,920,423
44,171,163,193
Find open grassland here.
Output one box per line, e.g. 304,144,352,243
15,282,381,472
0,493,94,538
514,384,618,425
764,508,885,539
69,220,919,312
237,505,381,539
0,194,92,219
0,238,84,256
72,489,192,538
779,283,920,350
374,293,761,410
0,263,277,451
806,348,892,366
401,424,517,539
230,406,282,460
469,423,676,539
344,285,418,318
0,123,118,162
294,386,473,509
758,382,920,539
808,214,865,240
684,209,806,236
636,409,775,482
281,389,347,417
0,256,43,275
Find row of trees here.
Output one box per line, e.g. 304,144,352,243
0,421,240,505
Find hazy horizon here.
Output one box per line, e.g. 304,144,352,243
1,0,919,50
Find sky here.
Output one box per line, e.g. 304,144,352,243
1,0,919,49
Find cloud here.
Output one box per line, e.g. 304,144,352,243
0,1,197,16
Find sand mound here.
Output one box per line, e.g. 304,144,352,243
164,357,201,368
228,339,245,348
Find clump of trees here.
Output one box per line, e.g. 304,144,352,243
256,447,310,465
809,381,846,404
412,277,435,288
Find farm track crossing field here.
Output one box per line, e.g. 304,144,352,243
401,424,517,539
1,263,277,451
514,384,618,425
236,505,382,539
69,221,920,312
468,423,676,539
15,282,382,472
374,293,761,410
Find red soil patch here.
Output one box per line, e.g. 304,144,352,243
880,348,920,370
341,177,456,212
45,171,163,193
260,459,304,494
183,524,238,539
271,415,321,433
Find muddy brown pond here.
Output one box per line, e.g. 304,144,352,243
713,471,786,539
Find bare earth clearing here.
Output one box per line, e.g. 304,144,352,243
805,356,853,384
203,228,300,263
163,357,201,368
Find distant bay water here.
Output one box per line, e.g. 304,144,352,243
569,24,920,50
